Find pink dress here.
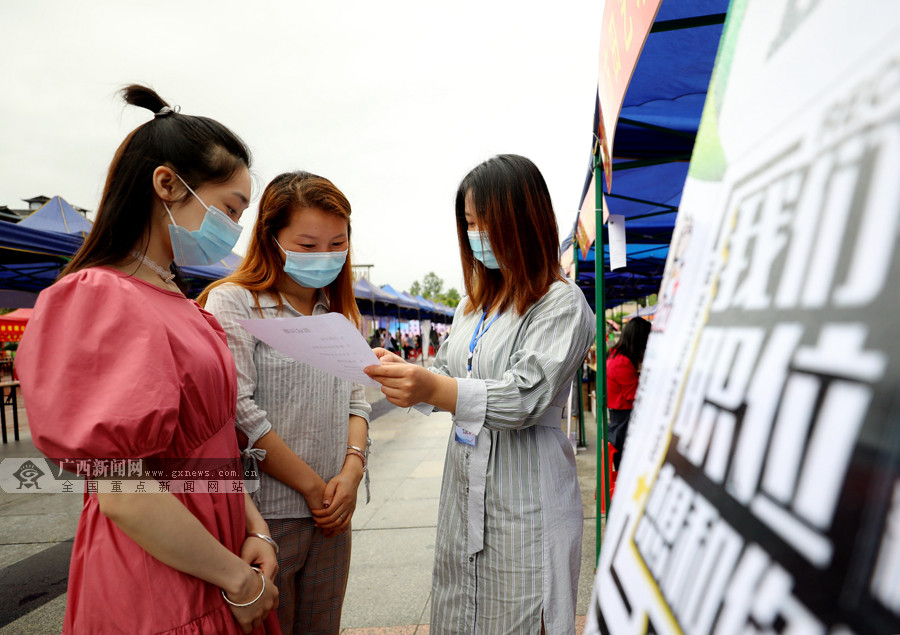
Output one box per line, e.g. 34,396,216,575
17,267,280,635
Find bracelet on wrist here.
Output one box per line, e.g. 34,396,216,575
247,532,279,555
345,448,367,473
221,566,265,608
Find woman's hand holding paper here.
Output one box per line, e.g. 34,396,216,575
365,350,458,413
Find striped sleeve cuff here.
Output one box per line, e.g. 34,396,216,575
243,420,273,459
453,377,487,436
349,406,371,423
413,402,435,416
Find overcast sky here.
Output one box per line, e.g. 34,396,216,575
1,1,601,294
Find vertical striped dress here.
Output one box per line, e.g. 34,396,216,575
424,279,596,634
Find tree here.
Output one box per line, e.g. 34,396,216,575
438,287,460,307
408,272,459,306
421,272,443,300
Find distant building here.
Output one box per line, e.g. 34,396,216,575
23,195,51,211
0,205,30,223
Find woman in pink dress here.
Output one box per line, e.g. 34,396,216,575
16,85,280,634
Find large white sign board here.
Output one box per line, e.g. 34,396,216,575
587,2,900,633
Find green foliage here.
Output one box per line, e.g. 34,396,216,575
421,272,443,299
406,273,461,308
439,287,460,307
409,272,443,301
407,273,460,307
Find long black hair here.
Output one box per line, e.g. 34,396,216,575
609,317,651,369
63,84,251,276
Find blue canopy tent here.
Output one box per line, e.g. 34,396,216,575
414,294,436,313
353,277,392,305
564,1,730,562
0,198,93,297
566,1,728,307
354,277,403,324
1,211,450,324
379,284,427,330
405,290,454,320
0,222,84,293
563,239,668,311
416,294,455,321
401,290,425,320
0,220,245,296
178,252,244,294
350,278,452,332
18,196,93,237
401,291,454,320
380,284,418,310
399,290,427,336
350,283,455,339
435,301,455,320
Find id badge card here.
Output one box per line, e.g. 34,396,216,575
454,425,477,447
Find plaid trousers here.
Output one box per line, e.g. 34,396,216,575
268,518,352,635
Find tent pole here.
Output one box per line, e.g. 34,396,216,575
595,150,610,566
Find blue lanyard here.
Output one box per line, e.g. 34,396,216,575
468,310,500,373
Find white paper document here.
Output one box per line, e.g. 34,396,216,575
237,313,380,387
608,213,627,271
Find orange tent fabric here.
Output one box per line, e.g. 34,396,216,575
0,309,32,342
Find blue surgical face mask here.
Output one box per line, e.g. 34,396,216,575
467,230,500,269
164,175,243,266
276,238,348,288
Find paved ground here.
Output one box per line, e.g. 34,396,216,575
0,383,601,634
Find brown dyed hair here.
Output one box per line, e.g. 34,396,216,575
456,154,564,315
64,84,251,276
198,171,360,326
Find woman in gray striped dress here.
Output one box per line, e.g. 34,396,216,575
366,154,595,634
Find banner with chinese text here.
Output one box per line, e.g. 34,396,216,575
587,1,900,633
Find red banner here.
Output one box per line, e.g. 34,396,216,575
597,0,662,192
0,309,32,343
